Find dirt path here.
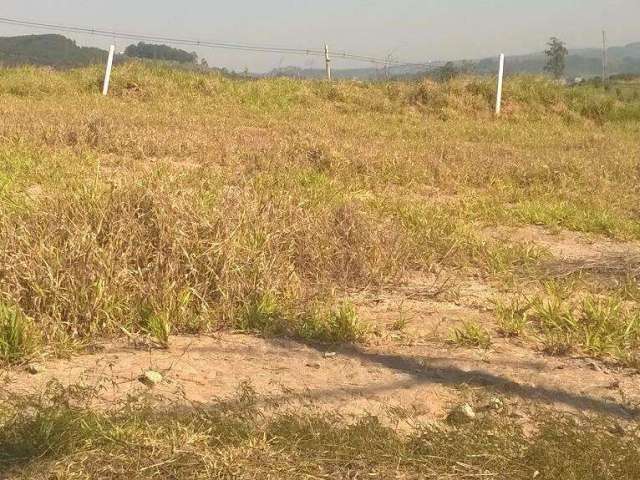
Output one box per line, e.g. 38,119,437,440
3,333,638,421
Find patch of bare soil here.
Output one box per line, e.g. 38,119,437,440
488,225,640,278
2,333,638,423
1,335,454,420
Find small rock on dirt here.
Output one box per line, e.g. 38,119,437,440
26,363,45,375
488,396,505,412
306,362,321,369
139,370,163,387
447,403,476,425
323,352,337,359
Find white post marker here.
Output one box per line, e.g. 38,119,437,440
324,44,332,81
495,53,505,116
102,45,115,96
602,30,608,87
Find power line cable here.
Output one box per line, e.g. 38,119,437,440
0,16,436,68
0,17,327,55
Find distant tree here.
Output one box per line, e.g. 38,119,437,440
544,37,569,79
124,42,197,64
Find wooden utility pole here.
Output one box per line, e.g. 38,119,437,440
602,30,608,87
384,52,397,81
324,44,331,81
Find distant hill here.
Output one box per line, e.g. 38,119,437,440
269,42,640,80
0,34,107,67
0,34,227,73
468,42,640,77
2,34,640,80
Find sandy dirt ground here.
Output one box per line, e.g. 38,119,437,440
2,333,638,421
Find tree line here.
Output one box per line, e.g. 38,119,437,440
124,42,205,65
0,35,207,68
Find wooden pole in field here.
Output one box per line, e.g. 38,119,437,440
325,44,332,81
102,45,115,96
495,53,505,116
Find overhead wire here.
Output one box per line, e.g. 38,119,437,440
0,16,437,68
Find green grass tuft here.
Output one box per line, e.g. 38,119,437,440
0,303,40,365
297,302,368,343
494,297,531,338
449,321,492,349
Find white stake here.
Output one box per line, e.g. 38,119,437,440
324,44,332,81
495,53,505,116
602,30,608,87
102,45,115,96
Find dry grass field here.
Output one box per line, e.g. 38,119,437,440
1,62,640,478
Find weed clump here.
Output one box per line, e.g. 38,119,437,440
141,313,172,349
495,292,640,365
297,302,368,343
494,298,531,338
449,321,492,349
0,303,40,364
409,78,492,118
236,295,368,344
236,292,287,335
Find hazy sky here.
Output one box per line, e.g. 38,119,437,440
2,1,639,72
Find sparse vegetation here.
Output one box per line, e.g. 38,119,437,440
1,63,639,364
391,314,408,332
495,289,640,365
1,383,638,480
2,54,640,480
